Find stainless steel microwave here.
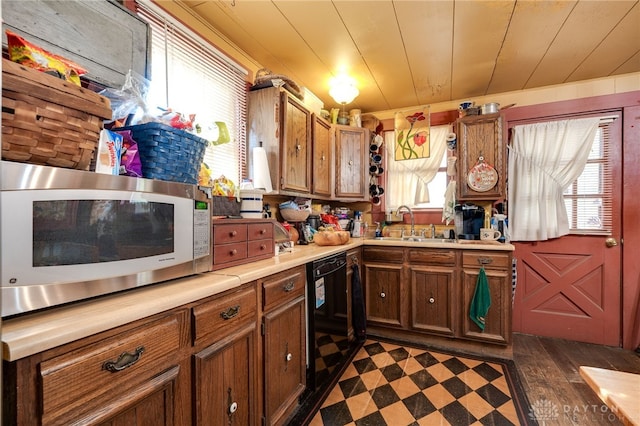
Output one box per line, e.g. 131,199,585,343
1,161,212,317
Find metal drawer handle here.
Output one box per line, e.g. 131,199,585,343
477,257,493,265
103,346,145,372
283,281,295,292
220,305,240,320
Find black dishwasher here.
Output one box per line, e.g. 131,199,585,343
306,252,358,394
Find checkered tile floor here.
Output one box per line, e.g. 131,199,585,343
308,339,521,425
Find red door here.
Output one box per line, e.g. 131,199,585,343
511,114,622,346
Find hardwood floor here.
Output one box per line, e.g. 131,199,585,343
512,333,640,426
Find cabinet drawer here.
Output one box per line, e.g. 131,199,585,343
214,224,247,244
39,313,182,424
463,251,511,269
214,242,248,265
193,285,257,347
248,222,273,239
364,247,404,263
248,238,274,257
262,265,306,312
408,248,456,266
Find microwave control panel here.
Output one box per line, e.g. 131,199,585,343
193,201,211,258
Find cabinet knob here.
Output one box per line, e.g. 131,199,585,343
286,353,293,362
229,402,238,414
230,230,237,237
380,292,386,298
429,297,435,304
230,249,237,256
349,160,354,166
260,244,266,250
260,228,266,234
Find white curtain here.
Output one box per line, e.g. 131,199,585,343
385,125,448,210
508,117,600,241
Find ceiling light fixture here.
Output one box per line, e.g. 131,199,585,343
329,75,359,105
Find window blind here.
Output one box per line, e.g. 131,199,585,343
135,2,248,186
564,120,613,234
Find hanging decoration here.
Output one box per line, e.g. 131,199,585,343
394,106,431,161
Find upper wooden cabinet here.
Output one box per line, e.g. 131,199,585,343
334,124,369,201
312,115,333,197
248,87,311,196
456,113,505,201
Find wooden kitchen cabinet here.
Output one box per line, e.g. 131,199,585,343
211,219,275,270
362,247,406,328
456,113,505,201
408,248,457,337
260,265,306,426
363,246,512,346
334,124,369,200
460,251,512,345
192,283,258,425
3,310,191,426
247,87,311,196
312,115,333,197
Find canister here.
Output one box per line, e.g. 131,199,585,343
239,189,264,218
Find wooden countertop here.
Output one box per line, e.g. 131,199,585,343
580,366,640,425
2,237,514,361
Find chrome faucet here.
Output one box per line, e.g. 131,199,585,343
430,224,436,239
395,205,415,236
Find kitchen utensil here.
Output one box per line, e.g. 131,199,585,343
481,103,500,114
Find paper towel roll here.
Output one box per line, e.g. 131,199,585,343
252,147,273,193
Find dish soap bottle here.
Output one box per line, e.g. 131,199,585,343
352,211,363,237
375,222,382,238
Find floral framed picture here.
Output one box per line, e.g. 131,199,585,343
394,107,431,161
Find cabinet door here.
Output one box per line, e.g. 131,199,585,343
312,115,332,197
335,125,368,199
410,266,456,336
363,262,405,328
280,92,311,193
194,323,256,426
460,255,512,344
457,114,505,200
263,297,306,426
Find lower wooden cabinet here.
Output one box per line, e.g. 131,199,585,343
194,323,256,425
3,310,192,426
363,246,512,345
409,248,457,337
460,251,512,344
260,265,307,426
362,247,406,328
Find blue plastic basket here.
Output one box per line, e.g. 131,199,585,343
116,122,208,184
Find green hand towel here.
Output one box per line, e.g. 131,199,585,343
470,267,491,331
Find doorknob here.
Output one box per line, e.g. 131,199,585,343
605,237,618,248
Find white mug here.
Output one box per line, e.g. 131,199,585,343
480,228,501,241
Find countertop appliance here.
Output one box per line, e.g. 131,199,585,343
305,252,358,400
1,161,212,317
454,203,485,240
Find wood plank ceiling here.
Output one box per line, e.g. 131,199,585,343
180,0,640,113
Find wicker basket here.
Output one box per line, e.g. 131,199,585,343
1,58,112,170
115,122,208,184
